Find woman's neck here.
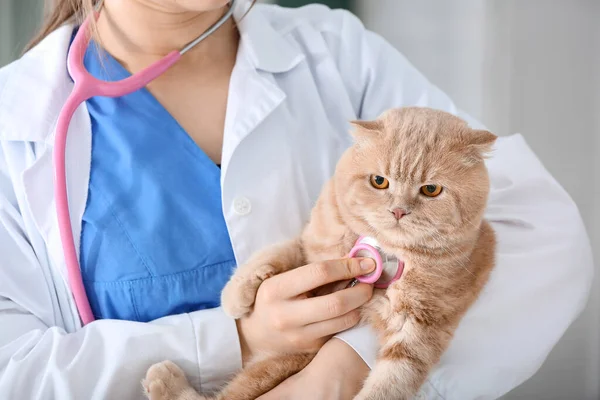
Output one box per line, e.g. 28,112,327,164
96,0,239,73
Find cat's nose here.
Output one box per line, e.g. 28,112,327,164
391,208,408,220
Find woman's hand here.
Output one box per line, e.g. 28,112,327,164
236,258,375,363
256,338,370,400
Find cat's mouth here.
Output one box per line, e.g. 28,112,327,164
385,217,411,231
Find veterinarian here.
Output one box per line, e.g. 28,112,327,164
0,0,593,398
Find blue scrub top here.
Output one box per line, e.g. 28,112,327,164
76,40,237,322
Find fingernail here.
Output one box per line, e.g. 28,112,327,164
360,258,375,271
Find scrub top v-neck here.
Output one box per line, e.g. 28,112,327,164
76,40,237,322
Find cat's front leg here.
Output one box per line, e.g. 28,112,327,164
143,361,205,400
354,361,413,400
211,352,315,400
221,238,305,318
352,358,420,400
354,316,450,400
359,289,396,328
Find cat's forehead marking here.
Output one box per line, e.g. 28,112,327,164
378,108,471,183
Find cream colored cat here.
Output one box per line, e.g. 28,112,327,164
143,106,497,400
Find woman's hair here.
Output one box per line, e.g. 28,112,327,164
24,0,96,53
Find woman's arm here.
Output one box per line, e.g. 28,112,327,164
0,151,241,399
257,338,370,400
320,8,594,399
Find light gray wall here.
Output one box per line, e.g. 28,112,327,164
1,0,598,398
0,2,16,67
0,0,44,67
355,1,599,399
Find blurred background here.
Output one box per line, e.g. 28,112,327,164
1,0,598,399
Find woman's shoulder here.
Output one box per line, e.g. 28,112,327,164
0,57,22,113
0,59,22,141
0,59,15,92
0,24,72,143
254,2,369,51
0,23,71,83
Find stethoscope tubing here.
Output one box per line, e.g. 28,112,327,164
54,1,237,325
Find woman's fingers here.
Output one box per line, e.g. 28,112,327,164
242,257,376,355
299,308,363,340
264,257,376,299
286,283,373,326
310,278,352,297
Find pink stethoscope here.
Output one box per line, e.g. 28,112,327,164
348,236,404,289
54,1,237,325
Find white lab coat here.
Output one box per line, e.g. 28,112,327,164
0,2,594,399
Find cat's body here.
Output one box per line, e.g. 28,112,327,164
143,107,497,400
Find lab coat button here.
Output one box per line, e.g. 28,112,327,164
233,197,252,215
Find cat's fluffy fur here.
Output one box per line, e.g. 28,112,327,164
143,107,497,400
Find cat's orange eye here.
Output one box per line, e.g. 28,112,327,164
370,175,389,189
420,184,443,197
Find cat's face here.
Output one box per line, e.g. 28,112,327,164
335,107,496,247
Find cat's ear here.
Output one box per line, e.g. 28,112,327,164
463,129,497,166
349,119,383,139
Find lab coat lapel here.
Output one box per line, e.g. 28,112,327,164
21,106,92,298
8,25,92,327
220,65,286,177
220,5,305,177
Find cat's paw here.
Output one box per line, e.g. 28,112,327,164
143,361,193,400
221,264,276,318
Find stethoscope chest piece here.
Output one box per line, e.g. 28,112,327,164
347,236,404,289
